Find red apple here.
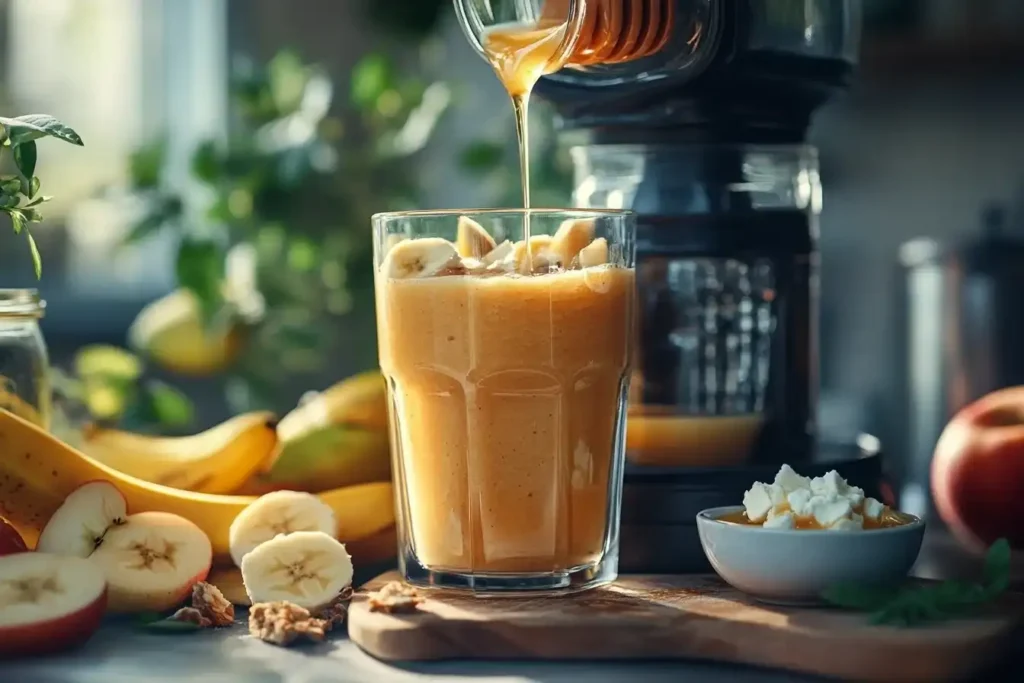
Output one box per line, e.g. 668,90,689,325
36,481,213,613
0,552,107,658
932,386,1024,552
0,518,27,556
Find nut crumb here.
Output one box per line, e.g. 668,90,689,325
368,581,423,614
249,602,330,646
316,586,354,627
168,607,211,628
191,581,235,627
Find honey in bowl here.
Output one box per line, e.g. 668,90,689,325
717,507,911,531
726,465,914,531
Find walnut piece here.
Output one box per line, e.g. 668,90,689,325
368,581,423,614
191,581,235,627
249,602,330,646
168,607,211,628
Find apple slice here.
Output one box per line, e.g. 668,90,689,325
88,511,213,613
0,552,107,657
37,481,128,558
0,518,28,557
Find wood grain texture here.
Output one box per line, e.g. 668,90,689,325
348,572,1021,683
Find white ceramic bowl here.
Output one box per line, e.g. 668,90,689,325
696,505,926,605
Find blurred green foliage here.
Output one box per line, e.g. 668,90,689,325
121,47,451,412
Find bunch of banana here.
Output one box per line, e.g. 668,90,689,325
79,412,280,494
0,407,394,562
236,370,393,494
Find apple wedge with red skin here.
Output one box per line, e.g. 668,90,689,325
0,552,107,658
932,386,1024,552
36,480,213,613
0,518,28,556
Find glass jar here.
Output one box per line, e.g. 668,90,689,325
572,144,821,469
0,289,51,430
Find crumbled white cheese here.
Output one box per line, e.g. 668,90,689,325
774,464,811,493
742,482,785,522
740,465,888,530
829,513,864,532
764,510,795,529
862,497,884,520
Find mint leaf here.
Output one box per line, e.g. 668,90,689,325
0,114,84,146
13,141,37,179
983,538,1011,597
821,582,901,611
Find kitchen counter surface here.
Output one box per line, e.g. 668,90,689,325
6,530,1021,683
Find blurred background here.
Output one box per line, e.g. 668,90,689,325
3,0,1024,515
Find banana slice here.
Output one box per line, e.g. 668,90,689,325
381,238,461,279
240,530,353,611
551,218,596,268
381,234,406,257
456,216,497,258
513,235,558,274
481,240,514,268
578,237,609,268
228,490,337,567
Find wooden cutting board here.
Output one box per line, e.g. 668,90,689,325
348,572,1021,683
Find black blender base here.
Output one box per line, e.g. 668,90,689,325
618,436,887,574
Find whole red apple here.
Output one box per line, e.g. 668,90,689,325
0,518,27,556
932,386,1024,552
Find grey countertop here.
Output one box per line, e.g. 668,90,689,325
5,625,822,683
5,531,1018,683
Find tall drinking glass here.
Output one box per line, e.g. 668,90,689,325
373,209,636,594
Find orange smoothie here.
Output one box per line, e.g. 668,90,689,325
377,242,633,574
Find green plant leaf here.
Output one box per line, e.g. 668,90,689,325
13,141,37,179
25,230,41,279
268,50,308,114
459,140,505,172
0,114,84,146
29,176,40,198
175,238,225,323
9,209,25,234
130,139,167,189
190,140,222,183
143,380,195,428
351,54,393,108
0,176,22,196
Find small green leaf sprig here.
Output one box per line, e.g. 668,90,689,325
0,114,84,278
822,539,1012,627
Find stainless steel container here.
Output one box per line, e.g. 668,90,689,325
900,205,1024,520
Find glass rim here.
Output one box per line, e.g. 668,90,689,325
0,288,45,318
568,143,820,156
372,207,636,221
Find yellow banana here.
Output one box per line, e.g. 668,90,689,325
236,424,391,495
0,408,395,560
79,412,280,494
278,370,388,439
